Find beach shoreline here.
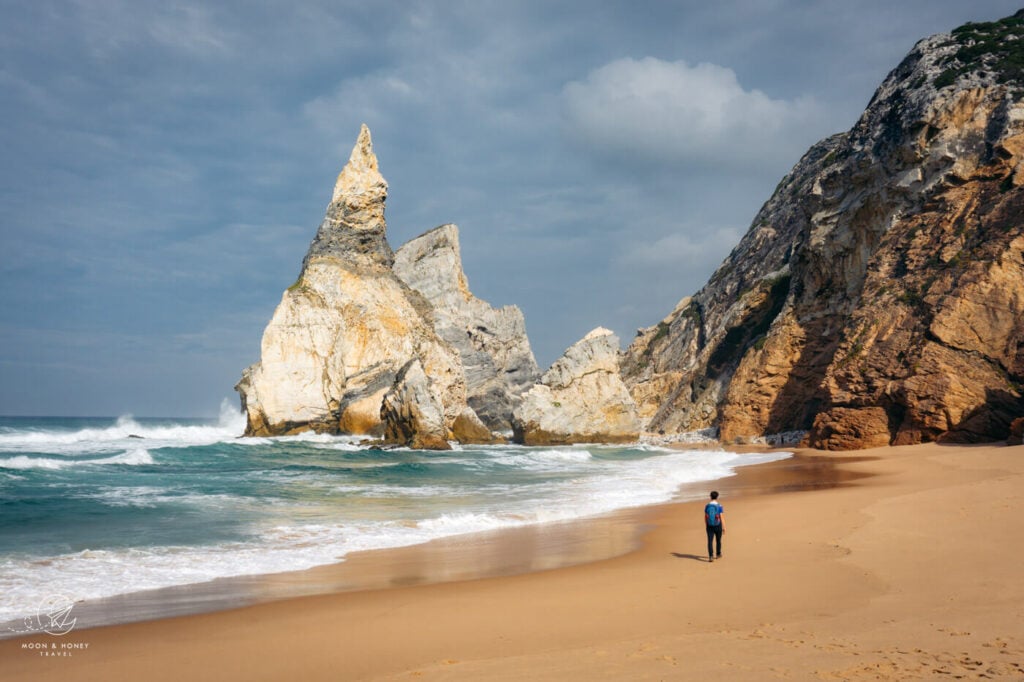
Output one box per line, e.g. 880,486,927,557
1,445,803,635
3,442,1022,680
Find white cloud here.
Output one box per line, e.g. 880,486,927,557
619,226,742,267
562,57,824,169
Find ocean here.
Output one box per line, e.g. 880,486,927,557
0,401,788,632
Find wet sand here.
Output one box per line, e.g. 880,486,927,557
2,448,826,633
2,442,1022,680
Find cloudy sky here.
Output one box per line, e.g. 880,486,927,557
1,0,1019,417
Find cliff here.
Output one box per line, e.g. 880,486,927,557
236,125,468,440
623,12,1024,449
393,224,540,430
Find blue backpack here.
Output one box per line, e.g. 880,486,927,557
705,502,722,526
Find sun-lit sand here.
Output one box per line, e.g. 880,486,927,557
3,442,1022,680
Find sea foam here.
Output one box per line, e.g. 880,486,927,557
0,448,154,470
0,418,790,632
0,400,245,455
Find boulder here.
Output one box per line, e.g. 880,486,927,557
512,328,641,445
805,407,893,451
1007,417,1024,446
380,359,451,450
451,406,502,444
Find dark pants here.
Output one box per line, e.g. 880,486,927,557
706,524,722,558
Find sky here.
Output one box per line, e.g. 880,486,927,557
1,0,1020,417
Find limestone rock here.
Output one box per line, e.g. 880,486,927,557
394,224,540,430
451,406,501,444
380,359,452,450
236,125,467,437
513,328,641,445
305,124,393,271
623,11,1024,449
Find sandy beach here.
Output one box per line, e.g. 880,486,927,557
3,441,1022,680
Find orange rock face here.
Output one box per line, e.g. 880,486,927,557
807,182,1024,448
624,19,1024,450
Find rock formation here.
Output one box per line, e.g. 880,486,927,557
451,406,500,444
513,328,641,445
394,224,540,431
236,125,468,442
380,359,451,450
623,11,1024,449
1009,417,1024,446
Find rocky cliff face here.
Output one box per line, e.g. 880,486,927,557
514,328,641,445
236,125,468,440
624,12,1024,449
393,224,540,430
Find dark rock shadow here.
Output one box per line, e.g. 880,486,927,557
764,317,840,435
938,387,1024,443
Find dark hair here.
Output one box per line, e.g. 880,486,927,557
710,490,719,500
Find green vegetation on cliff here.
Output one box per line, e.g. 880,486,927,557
936,10,1024,88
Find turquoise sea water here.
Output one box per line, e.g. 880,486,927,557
0,402,787,628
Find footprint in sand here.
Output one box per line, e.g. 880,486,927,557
626,642,659,660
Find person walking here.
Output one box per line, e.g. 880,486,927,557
705,490,724,562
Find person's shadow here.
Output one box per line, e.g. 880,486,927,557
671,552,712,562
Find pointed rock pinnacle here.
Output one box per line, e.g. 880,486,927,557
301,124,394,270
332,123,387,204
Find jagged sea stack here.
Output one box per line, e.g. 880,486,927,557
394,224,541,430
623,12,1024,449
236,125,467,440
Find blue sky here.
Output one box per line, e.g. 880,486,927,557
1,0,1019,417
